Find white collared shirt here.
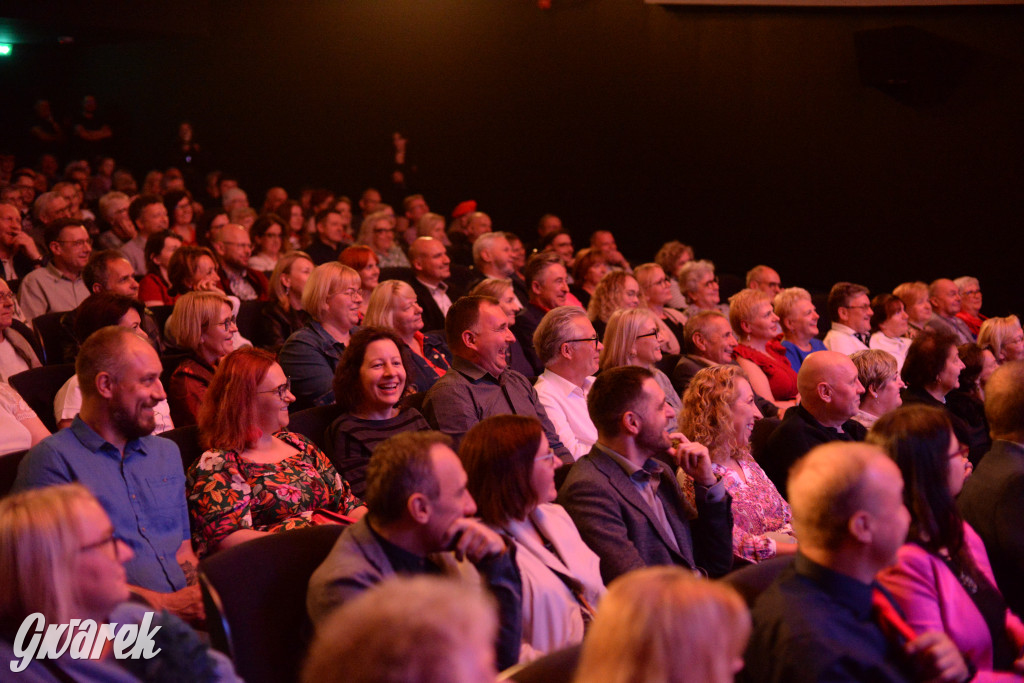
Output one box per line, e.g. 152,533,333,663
417,277,452,317
823,322,868,356
534,369,597,461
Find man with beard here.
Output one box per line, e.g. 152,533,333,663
557,365,733,583
13,327,204,625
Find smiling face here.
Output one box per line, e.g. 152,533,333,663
946,430,968,497
840,293,873,335
826,358,866,422
635,378,673,455
283,257,314,303
102,257,139,297
729,378,763,444
642,267,673,307
358,255,380,291
393,288,424,338
619,276,641,310
783,299,819,341
930,280,961,317
743,301,780,342
692,271,720,309
358,339,407,414
255,223,283,258
190,254,219,290
173,196,193,227
52,225,92,273
907,295,933,325
530,434,558,505
532,262,569,309
497,286,523,325
199,302,235,362
879,301,910,338
467,302,516,377
934,343,965,394
486,236,514,277
109,338,167,441
1001,322,1024,362
256,362,295,433
631,316,663,367
371,218,396,253
152,235,182,272
698,316,738,365
549,234,574,266
324,277,363,331
413,239,451,284
873,375,904,414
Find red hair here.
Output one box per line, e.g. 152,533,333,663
340,245,376,271
198,347,276,452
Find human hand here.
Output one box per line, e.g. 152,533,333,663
443,518,506,563
133,584,206,629
11,232,41,261
670,433,715,486
905,631,969,683
194,276,223,293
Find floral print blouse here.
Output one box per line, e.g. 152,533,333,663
680,456,793,563
187,431,362,557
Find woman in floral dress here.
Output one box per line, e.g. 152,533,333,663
678,365,797,564
187,347,365,557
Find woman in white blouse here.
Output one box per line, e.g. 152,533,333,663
869,293,912,371
459,415,606,662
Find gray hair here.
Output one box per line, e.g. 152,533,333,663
533,306,588,367
471,231,507,267
678,259,715,295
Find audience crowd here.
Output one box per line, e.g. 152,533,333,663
1,142,1023,682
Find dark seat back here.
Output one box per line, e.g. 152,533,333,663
288,403,343,453
198,524,346,683
719,554,795,607
8,363,77,432
157,424,203,471
0,449,29,497
236,299,263,343
31,312,70,365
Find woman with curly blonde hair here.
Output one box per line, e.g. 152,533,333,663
587,270,639,340
573,566,750,683
679,365,796,564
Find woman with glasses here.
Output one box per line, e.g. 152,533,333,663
587,270,640,341
678,259,728,321
279,262,363,411
339,245,381,320
163,189,196,246
600,308,682,414
728,288,797,414
356,210,409,268
248,213,287,275
0,277,42,382
188,348,365,558
326,327,429,498
635,263,687,355
164,290,236,427
955,276,987,339
459,415,605,662
869,405,1024,679
0,484,240,680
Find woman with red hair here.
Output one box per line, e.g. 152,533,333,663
340,244,380,320
187,347,365,557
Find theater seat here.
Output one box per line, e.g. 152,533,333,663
8,363,76,432
157,424,203,471
719,554,795,607
288,403,343,453
198,524,346,683
0,449,29,498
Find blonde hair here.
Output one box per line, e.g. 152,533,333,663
978,315,1022,362
849,349,899,393
600,308,657,371
574,566,750,683
0,484,97,632
634,263,665,307
680,365,751,462
356,210,393,246
301,262,361,323
269,251,312,311
469,277,512,300
588,270,636,324
772,286,812,322
893,281,929,309
728,288,772,337
364,279,416,331
165,290,230,352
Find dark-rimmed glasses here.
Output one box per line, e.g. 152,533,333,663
258,378,291,401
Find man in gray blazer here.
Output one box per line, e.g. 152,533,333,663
557,365,733,583
958,360,1024,616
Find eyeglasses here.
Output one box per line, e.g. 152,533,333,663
841,304,872,311
637,328,661,340
258,378,292,401
221,241,252,249
701,277,719,288
535,451,558,464
80,530,123,556
0,291,14,303
373,227,394,234
263,232,283,239
961,289,981,297
55,238,92,248
214,315,238,331
948,443,970,461
565,336,599,347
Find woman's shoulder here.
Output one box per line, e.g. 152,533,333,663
274,430,321,454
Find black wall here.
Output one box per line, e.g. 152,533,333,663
3,0,1023,313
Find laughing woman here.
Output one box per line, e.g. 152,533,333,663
679,365,796,564
188,348,365,558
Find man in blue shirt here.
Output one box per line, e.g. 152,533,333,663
14,326,203,624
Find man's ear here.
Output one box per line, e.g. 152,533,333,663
817,381,833,404
848,510,871,544
621,409,642,437
407,492,431,524
691,332,708,353
461,329,477,353
94,371,117,400
531,280,542,297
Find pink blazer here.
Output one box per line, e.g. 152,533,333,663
878,522,1024,681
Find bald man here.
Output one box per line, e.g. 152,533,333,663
759,351,867,497
924,278,974,344
408,236,455,333
212,223,268,301
746,265,782,298
745,442,968,683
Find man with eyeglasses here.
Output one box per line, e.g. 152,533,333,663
14,326,205,627
212,223,269,301
823,281,872,356
17,217,91,323
533,306,602,460
746,264,782,298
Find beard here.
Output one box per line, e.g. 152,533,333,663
110,401,157,442
636,417,671,456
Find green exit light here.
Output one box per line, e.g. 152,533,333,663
0,45,11,56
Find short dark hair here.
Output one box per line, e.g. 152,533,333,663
870,293,904,332
250,213,285,241
460,415,544,524
827,282,870,321
314,208,340,226
73,293,144,344
43,217,85,248
444,295,499,352
901,330,958,390
867,405,964,561
365,431,452,526
587,365,653,437
332,327,413,413
537,229,570,252
144,229,182,276
523,251,563,290
956,343,985,394
75,326,137,399
83,250,128,292
128,194,163,226
162,189,192,221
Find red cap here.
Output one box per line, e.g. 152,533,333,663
451,200,477,219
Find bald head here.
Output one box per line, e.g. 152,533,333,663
929,278,961,317
797,351,864,427
213,223,252,270
409,236,450,285
985,360,1024,441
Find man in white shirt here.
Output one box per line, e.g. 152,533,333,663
533,306,601,460
408,237,454,333
823,282,871,356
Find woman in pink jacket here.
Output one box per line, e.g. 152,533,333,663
869,405,1024,680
